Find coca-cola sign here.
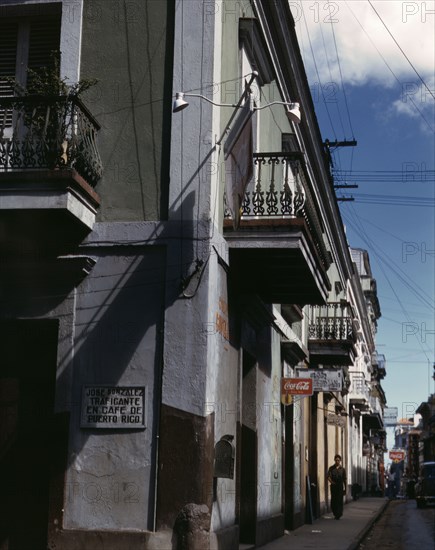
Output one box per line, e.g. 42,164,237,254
281,378,313,397
389,450,405,462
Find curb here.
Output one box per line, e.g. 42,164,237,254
347,499,390,550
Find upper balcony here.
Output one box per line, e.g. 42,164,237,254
223,152,331,305
371,352,386,381
369,395,383,416
307,302,357,366
0,95,102,256
348,372,370,411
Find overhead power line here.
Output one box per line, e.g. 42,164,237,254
319,16,346,140
344,1,434,132
343,207,434,365
367,0,435,102
339,193,435,206
342,206,435,311
333,170,435,184
351,213,427,244
301,4,338,141
326,2,355,138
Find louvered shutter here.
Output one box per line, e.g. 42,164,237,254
0,21,18,97
0,14,60,135
27,14,61,91
0,21,18,129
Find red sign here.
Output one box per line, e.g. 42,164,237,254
389,450,405,462
281,378,313,404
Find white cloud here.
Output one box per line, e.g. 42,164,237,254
292,0,435,87
291,1,435,126
392,77,435,133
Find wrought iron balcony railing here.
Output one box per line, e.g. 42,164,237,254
225,151,330,269
0,95,102,186
242,152,306,217
349,372,370,400
308,302,355,340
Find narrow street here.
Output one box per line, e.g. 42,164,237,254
359,500,435,550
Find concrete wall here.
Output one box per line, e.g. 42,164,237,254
219,0,250,116
62,243,166,531
292,393,305,527
80,0,173,221
155,0,223,537
257,327,282,518
209,256,239,533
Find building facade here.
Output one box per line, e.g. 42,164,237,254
416,394,435,465
0,1,386,548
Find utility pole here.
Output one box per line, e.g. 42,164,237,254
323,139,357,167
323,139,358,201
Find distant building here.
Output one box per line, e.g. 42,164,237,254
416,395,435,464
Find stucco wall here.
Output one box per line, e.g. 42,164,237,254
257,328,282,517
80,0,173,221
208,251,239,531
63,244,165,531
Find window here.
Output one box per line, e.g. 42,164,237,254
0,13,61,93
0,13,61,134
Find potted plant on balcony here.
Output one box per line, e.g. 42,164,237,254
7,52,98,173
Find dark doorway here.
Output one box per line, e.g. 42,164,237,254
239,351,257,544
0,320,58,550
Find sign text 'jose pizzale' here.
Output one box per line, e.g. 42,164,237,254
81,386,146,429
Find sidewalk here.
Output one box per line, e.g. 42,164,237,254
257,497,389,550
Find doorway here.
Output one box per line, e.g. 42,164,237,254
0,320,58,550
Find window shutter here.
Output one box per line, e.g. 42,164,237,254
0,14,60,132
0,22,18,130
0,21,18,98
0,14,61,95
27,14,61,76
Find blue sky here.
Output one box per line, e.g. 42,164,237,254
292,0,435,420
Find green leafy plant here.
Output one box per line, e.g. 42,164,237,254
5,51,98,170
10,51,98,98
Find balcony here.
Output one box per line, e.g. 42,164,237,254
369,395,383,416
371,352,386,380
307,302,357,365
273,306,308,366
362,412,383,431
224,152,331,305
0,95,102,255
349,372,370,411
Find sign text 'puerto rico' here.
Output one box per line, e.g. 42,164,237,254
81,386,146,429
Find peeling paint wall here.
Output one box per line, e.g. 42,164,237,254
64,244,166,531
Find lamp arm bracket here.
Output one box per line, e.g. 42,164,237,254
183,93,238,108
254,101,297,111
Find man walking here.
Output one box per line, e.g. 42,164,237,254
328,454,347,519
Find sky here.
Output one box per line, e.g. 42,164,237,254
290,0,435,429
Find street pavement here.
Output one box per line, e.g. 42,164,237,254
257,497,389,550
